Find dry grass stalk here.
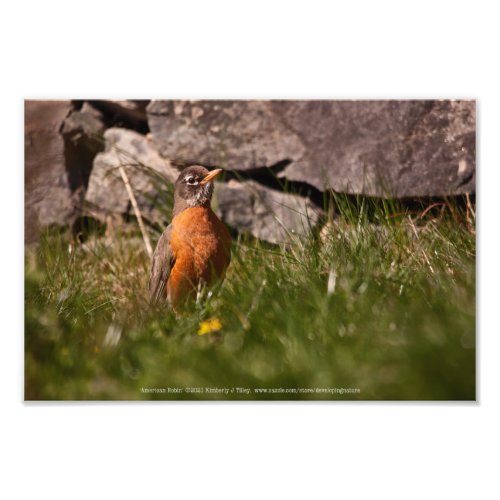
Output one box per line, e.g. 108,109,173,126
118,165,153,257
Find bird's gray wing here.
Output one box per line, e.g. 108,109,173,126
149,225,174,304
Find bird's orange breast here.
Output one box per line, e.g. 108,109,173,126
167,207,231,305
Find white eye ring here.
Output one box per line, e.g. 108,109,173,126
186,177,198,185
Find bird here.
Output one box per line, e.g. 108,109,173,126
149,165,231,308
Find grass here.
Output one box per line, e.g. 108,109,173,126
24,194,476,401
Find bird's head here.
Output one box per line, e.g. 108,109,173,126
173,165,223,215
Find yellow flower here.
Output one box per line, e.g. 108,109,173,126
197,318,223,336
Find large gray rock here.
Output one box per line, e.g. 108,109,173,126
147,100,475,197
275,100,475,197
85,128,179,224
147,100,306,171
216,180,322,244
61,105,106,206
25,100,74,243
25,100,108,243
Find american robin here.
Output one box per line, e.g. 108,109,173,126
149,165,231,307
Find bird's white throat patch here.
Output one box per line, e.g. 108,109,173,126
186,182,213,207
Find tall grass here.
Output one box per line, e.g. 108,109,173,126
25,185,475,401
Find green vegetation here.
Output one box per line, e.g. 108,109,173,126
25,195,475,400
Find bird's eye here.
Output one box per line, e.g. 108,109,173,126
186,177,197,185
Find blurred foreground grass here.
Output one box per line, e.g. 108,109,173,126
25,197,475,400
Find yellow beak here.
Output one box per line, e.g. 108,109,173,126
200,168,223,185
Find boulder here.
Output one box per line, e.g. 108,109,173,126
146,100,306,171
24,100,110,243
85,128,179,225
215,180,323,244
147,100,475,197
274,100,475,197
25,100,74,243
61,105,106,207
